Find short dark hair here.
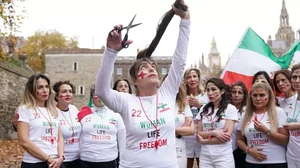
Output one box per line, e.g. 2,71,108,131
52,80,75,101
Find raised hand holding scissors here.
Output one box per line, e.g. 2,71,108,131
108,14,142,50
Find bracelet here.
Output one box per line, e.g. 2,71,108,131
246,147,250,154
45,155,50,162
265,129,271,136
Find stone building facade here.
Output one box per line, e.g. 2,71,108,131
0,60,32,140
45,48,104,109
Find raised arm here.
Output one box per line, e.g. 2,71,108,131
160,9,190,98
95,24,133,113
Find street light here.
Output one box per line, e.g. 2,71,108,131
298,29,300,41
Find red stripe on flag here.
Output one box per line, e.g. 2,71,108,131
222,71,254,91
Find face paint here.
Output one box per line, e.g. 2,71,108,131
137,71,147,79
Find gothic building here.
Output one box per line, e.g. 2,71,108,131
267,0,295,57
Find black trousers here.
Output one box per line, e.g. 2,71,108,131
233,147,246,168
245,162,287,168
63,159,86,168
21,162,65,168
81,159,117,168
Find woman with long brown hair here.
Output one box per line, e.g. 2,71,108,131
196,78,238,168
230,81,248,168
14,73,64,168
183,67,208,168
95,1,190,167
273,69,296,116
237,81,288,168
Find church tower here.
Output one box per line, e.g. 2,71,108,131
269,0,295,57
208,37,221,72
275,0,295,47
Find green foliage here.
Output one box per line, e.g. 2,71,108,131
22,29,79,73
0,0,26,60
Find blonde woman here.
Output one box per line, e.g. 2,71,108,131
237,81,288,168
163,74,194,168
284,64,300,168
183,68,209,168
14,73,64,168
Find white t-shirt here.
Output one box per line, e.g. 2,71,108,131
286,100,300,161
196,104,238,156
185,94,209,139
175,105,193,153
238,108,287,164
79,106,125,162
95,19,190,168
17,105,59,163
279,94,297,116
232,106,245,151
57,104,81,162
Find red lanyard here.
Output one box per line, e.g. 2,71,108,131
37,107,55,144
60,110,75,142
138,93,159,149
254,112,266,121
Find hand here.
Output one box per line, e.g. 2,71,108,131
172,0,190,20
283,122,300,130
212,128,231,142
188,97,201,108
248,148,267,161
107,25,133,51
196,134,208,144
253,120,269,133
48,157,63,168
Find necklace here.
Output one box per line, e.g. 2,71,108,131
60,109,75,143
37,107,55,144
138,93,159,149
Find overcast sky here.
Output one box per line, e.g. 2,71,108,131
19,0,300,67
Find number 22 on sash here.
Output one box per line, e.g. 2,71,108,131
132,109,142,117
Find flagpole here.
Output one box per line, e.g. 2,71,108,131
220,27,250,78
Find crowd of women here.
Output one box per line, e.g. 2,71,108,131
12,1,300,168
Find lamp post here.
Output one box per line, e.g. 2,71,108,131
298,29,300,41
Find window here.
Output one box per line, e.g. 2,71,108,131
73,62,78,71
117,67,122,75
78,86,85,95
161,67,167,75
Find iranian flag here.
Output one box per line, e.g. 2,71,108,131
221,27,300,90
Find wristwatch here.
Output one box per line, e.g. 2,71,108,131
265,129,271,136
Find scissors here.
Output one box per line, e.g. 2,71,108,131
109,14,142,48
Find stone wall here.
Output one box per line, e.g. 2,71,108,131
0,60,32,140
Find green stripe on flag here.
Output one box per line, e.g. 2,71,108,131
239,27,300,69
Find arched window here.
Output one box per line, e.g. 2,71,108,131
73,62,78,71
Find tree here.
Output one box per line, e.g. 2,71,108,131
22,29,79,73
0,0,26,60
